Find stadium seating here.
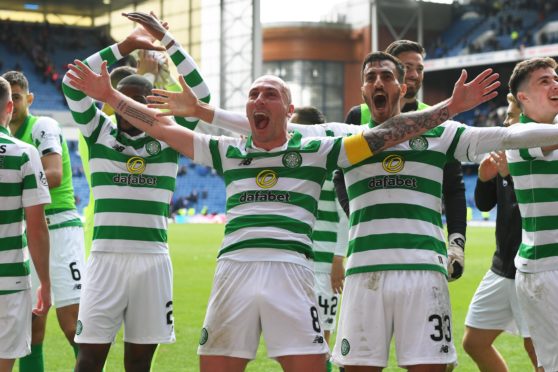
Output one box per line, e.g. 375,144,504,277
427,2,558,59
0,20,108,111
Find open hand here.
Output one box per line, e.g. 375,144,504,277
32,284,51,316
478,151,508,181
448,69,500,117
147,75,198,117
330,256,345,294
124,11,169,42
66,60,113,102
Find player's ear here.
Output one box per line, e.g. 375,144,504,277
516,91,527,107
400,83,407,98
5,100,13,115
286,103,294,118
26,92,34,107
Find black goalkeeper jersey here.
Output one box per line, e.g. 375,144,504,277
475,174,521,279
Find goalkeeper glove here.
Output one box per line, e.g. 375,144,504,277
447,233,465,281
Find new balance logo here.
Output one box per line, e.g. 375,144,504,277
239,158,253,166
73,284,82,290
440,345,449,353
313,336,324,344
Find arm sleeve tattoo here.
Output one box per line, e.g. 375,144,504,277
364,105,450,153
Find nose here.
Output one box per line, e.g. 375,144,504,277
373,75,383,88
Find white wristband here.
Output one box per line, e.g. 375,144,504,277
161,32,174,48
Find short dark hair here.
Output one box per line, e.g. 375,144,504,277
0,77,11,108
361,51,405,83
291,106,325,125
509,57,558,104
117,74,153,97
2,70,29,92
385,40,425,58
110,66,136,88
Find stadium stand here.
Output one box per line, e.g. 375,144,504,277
427,0,558,59
0,19,110,110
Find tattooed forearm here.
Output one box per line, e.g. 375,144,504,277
363,103,450,153
116,100,157,127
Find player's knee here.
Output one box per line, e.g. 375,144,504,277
124,354,153,372
62,328,77,345
461,332,478,354
75,353,104,372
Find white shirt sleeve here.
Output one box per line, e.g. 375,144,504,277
31,117,63,156
21,144,51,207
212,108,251,136
453,123,558,162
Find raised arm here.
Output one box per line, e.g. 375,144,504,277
361,68,500,154
62,21,166,137
124,11,211,130
66,60,196,159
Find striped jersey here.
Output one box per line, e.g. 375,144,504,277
193,131,354,269
0,126,51,293
290,120,488,277
312,173,348,273
508,114,558,273
62,42,210,253
14,114,82,230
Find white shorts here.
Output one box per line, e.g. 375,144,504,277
332,270,456,368
314,271,340,333
465,270,529,336
516,270,558,371
75,252,175,345
31,226,85,308
0,290,32,359
198,260,329,359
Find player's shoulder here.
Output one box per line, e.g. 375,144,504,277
32,115,61,131
0,134,40,158
441,119,464,128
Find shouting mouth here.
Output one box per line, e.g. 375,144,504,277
254,112,270,130
373,93,387,111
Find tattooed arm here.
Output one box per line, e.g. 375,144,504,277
363,68,500,154
66,60,196,159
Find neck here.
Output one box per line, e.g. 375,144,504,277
252,132,289,151
8,114,27,134
524,110,556,124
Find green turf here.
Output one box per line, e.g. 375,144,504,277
25,224,534,371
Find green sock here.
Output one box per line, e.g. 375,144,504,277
19,343,44,372
72,343,79,359
326,359,332,372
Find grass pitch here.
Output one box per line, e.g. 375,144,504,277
28,224,533,371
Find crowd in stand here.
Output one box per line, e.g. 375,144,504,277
0,19,112,90
428,0,558,58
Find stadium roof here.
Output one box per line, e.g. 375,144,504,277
0,0,148,18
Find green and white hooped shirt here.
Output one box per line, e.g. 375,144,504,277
193,131,353,269
0,126,51,294
62,42,210,254
289,120,486,277
508,114,558,273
